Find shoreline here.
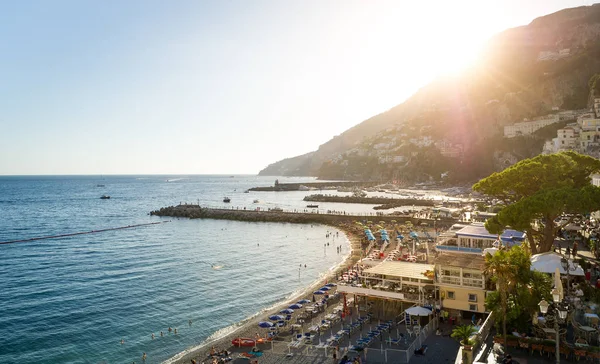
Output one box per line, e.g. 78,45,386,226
164,223,363,364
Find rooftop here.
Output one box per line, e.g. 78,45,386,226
364,261,434,280
435,253,486,270
456,225,525,242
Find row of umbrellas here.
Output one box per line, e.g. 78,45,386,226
258,283,337,328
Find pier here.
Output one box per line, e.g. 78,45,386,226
150,205,457,226
0,221,169,245
303,194,436,207
248,181,378,192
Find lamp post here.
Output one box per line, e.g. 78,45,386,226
539,289,569,364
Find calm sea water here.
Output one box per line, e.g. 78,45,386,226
0,175,353,364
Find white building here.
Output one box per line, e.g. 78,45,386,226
556,126,579,150
592,174,600,187
504,114,560,138
595,97,600,118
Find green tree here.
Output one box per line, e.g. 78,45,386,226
473,152,600,254
484,246,552,339
451,325,477,346
484,249,514,347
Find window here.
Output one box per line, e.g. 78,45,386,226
562,140,565,145
447,291,455,299
468,294,477,302
469,304,478,311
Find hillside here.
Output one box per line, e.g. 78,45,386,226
259,4,600,183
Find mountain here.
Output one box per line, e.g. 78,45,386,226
259,4,600,182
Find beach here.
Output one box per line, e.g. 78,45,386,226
166,223,364,364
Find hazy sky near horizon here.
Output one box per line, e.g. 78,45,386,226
0,0,593,175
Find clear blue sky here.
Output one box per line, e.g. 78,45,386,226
0,0,592,175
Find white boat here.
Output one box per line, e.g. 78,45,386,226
253,199,260,203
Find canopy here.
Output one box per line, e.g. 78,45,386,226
405,306,432,316
269,315,285,321
482,248,498,256
258,321,274,328
297,299,311,304
280,308,294,314
288,303,302,309
313,290,326,295
319,286,331,291
530,252,585,276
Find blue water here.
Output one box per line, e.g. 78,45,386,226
0,175,351,364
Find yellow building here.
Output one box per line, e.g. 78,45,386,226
435,254,489,315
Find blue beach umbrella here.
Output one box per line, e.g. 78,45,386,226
280,308,294,314
325,283,337,287
297,299,311,304
313,290,326,295
289,303,303,309
269,315,285,321
258,321,274,328
319,286,331,291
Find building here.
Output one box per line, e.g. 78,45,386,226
435,140,464,159
504,115,560,138
556,126,579,151
435,224,526,255
592,174,600,187
595,98,600,118
436,254,488,314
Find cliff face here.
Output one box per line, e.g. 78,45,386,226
259,4,600,180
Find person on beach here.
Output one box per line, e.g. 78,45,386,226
332,347,338,362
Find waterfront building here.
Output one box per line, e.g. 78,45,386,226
435,224,525,255
436,254,488,315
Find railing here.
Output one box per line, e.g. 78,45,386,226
454,311,495,364
436,245,483,254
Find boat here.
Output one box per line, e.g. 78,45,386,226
253,199,260,203
223,197,231,203
271,207,283,212
100,195,110,199
231,338,256,347
244,190,250,193
306,204,319,208
96,184,105,187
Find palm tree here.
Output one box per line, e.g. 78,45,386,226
484,249,514,348
451,325,477,346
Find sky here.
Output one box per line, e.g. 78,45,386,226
0,0,594,175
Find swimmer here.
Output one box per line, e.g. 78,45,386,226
160,331,164,337
174,328,177,334
151,333,155,339
142,352,146,361
304,264,307,268
168,327,172,332
189,319,192,326
121,339,125,345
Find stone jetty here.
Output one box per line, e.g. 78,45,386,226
248,180,377,192
303,194,436,207
150,204,457,226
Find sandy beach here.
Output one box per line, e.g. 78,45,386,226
166,223,364,364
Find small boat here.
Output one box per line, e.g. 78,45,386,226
100,195,110,199
307,204,319,208
223,197,231,203
253,199,260,203
96,184,105,187
244,190,250,193
231,338,256,347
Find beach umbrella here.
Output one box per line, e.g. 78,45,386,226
297,299,311,304
319,286,331,291
325,283,337,287
280,308,294,314
313,290,326,295
289,303,303,309
405,306,432,316
269,315,285,321
258,321,274,328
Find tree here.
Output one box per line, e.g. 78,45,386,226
484,246,552,340
473,152,600,254
484,249,514,347
451,325,477,346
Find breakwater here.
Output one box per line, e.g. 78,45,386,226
248,181,377,192
303,194,436,207
150,205,457,226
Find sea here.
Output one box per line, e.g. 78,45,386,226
0,175,379,364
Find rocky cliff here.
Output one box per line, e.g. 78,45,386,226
259,4,600,181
